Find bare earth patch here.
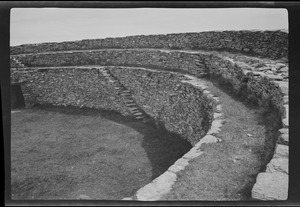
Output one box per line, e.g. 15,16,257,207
11,105,191,200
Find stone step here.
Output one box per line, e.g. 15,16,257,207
125,103,137,107
129,106,140,111
128,106,139,110
131,110,141,114
135,116,144,119
195,62,205,65
196,73,209,77
121,93,131,96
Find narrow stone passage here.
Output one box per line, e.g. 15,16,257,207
160,77,279,200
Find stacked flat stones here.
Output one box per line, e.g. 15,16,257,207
188,54,209,78
123,74,224,201
220,54,289,200
11,56,25,68
99,68,148,122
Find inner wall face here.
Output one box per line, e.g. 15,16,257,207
12,66,214,145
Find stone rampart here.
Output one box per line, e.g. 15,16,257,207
10,30,288,200
14,49,207,76
203,54,285,114
11,30,288,59
11,66,215,145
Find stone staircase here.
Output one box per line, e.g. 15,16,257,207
11,56,25,68
99,68,151,122
190,54,210,78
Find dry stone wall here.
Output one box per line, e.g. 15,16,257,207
15,49,207,76
203,54,285,114
11,67,131,116
11,66,214,145
109,67,214,145
11,30,288,59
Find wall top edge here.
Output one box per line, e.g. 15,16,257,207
10,29,288,48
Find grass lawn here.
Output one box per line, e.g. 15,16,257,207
162,78,281,200
11,105,192,200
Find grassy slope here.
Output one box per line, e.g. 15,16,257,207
11,106,191,200
162,78,280,200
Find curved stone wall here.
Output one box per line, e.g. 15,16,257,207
10,30,288,200
11,66,215,145
14,49,208,77
12,49,285,118
11,30,288,59
203,54,285,114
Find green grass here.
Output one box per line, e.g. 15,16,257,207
11,105,192,200
162,78,281,200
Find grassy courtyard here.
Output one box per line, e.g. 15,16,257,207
11,105,192,200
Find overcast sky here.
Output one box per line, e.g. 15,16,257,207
10,8,288,46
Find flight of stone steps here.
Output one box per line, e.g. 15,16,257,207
190,54,210,78
11,56,25,68
99,68,151,122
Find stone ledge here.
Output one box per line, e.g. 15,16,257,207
252,172,288,200
251,144,289,200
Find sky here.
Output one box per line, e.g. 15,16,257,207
10,8,288,46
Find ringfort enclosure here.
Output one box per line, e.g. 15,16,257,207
11,30,289,200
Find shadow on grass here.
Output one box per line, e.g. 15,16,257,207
32,104,192,181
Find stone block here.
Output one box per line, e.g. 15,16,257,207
135,171,177,201
182,147,204,160
279,133,289,145
274,144,289,159
252,172,288,200
279,128,288,134
207,119,223,135
168,158,190,173
213,112,222,119
266,157,288,174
